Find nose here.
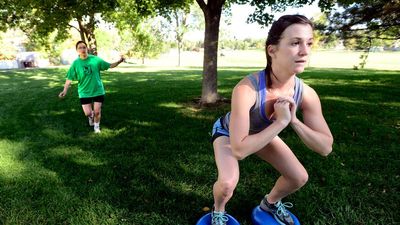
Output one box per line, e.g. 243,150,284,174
299,42,310,56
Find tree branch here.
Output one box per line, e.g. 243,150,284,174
196,0,207,11
67,24,81,33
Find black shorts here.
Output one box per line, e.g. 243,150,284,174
80,95,105,105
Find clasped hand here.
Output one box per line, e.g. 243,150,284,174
273,96,297,125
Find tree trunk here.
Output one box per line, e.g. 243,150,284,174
178,45,181,66
77,15,98,56
86,14,98,55
197,0,225,105
77,18,86,42
174,10,182,67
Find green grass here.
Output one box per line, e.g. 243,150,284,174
0,66,399,225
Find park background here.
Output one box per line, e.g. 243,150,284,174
0,0,399,225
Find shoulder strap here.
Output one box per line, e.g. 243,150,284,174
246,74,258,90
293,76,304,107
258,70,268,121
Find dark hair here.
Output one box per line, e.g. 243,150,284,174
265,15,314,87
75,40,87,49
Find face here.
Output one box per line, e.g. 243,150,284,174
76,43,88,58
268,23,314,75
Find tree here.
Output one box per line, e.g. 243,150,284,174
195,0,225,104
109,1,170,64
126,21,167,64
164,9,190,67
114,0,334,104
0,0,119,55
324,0,400,41
163,5,204,66
136,0,336,104
0,29,25,60
195,0,335,104
321,0,400,69
312,14,340,49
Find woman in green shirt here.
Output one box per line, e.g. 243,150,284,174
59,41,124,133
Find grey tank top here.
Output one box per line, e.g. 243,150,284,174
221,70,304,134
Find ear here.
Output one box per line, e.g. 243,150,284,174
267,45,277,58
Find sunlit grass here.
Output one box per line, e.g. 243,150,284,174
46,146,106,167
0,140,27,178
0,66,398,224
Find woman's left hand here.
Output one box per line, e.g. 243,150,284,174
276,96,298,123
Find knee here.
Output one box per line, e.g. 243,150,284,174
291,171,309,188
94,111,101,117
84,111,92,117
232,150,246,161
217,179,238,197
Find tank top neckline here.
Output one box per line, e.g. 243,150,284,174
259,70,298,122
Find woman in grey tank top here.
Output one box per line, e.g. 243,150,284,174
209,15,334,225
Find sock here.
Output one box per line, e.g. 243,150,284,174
265,194,279,205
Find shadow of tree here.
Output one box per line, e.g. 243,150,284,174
0,67,399,224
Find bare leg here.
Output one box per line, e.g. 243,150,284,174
213,136,240,212
81,103,93,117
93,102,102,123
256,137,308,204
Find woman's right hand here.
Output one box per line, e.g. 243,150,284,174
273,98,291,125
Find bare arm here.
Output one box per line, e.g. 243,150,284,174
229,77,291,160
59,79,72,98
289,84,333,156
110,56,125,68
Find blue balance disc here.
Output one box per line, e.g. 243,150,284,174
196,213,240,225
251,206,300,225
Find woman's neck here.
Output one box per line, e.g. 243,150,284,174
270,69,294,89
79,54,88,60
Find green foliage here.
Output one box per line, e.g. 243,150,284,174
119,20,167,63
231,0,325,26
0,67,398,224
0,0,121,55
2,1,73,39
94,28,121,51
0,29,25,60
325,0,400,41
165,8,191,65
312,13,340,49
182,40,203,51
220,38,264,50
134,26,165,62
113,0,193,20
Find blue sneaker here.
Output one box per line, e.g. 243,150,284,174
260,196,294,225
211,210,229,225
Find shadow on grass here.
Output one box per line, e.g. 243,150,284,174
0,67,399,224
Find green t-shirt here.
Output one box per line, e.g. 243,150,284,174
66,55,111,98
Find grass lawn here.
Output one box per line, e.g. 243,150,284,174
0,65,399,225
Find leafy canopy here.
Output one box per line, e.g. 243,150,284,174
324,0,400,40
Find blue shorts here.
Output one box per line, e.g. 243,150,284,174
211,117,230,143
